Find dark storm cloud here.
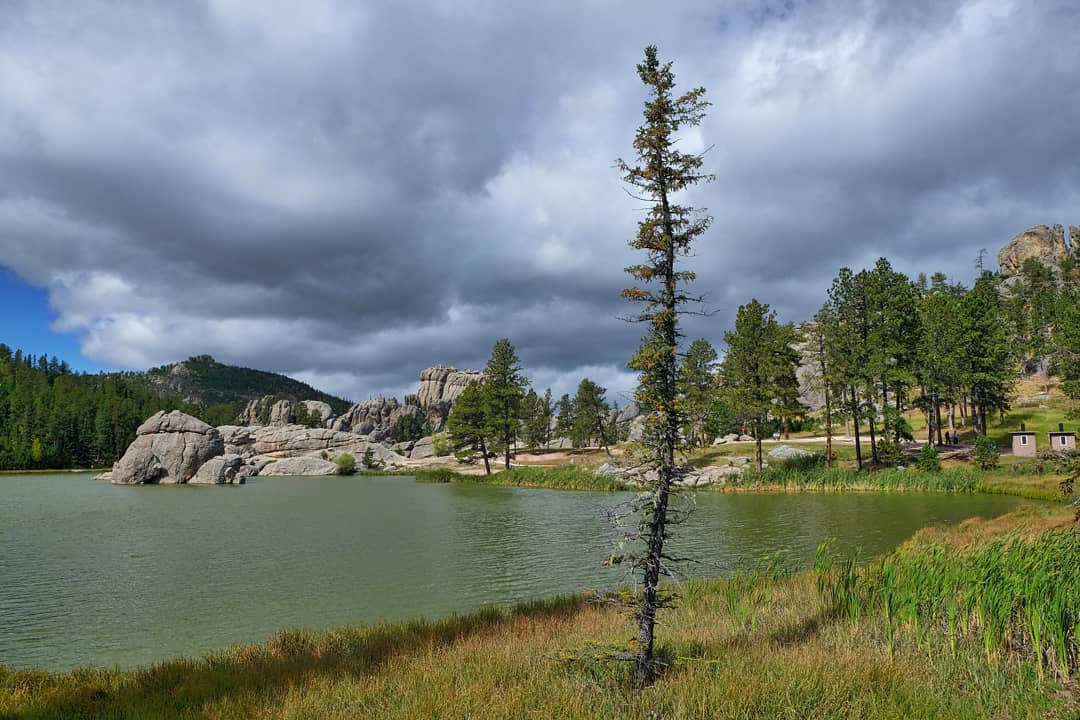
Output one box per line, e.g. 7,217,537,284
1,0,1078,400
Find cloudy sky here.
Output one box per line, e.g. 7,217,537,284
1,0,1078,402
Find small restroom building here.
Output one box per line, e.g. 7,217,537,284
1048,423,1076,452
1011,423,1037,457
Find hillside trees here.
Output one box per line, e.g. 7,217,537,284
616,45,712,686
1054,281,1080,409
1003,258,1058,367
0,345,193,469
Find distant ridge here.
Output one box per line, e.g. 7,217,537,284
144,354,351,415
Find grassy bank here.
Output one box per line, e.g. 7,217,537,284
412,466,629,491
3,505,1075,719
412,463,1071,503
710,465,1071,503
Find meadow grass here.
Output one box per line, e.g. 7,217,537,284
3,506,1075,719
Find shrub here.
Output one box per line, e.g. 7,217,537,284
334,453,356,475
780,452,826,472
361,448,380,470
916,443,941,472
876,439,904,467
432,433,450,457
972,434,1000,470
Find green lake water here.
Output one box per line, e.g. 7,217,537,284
0,472,1031,671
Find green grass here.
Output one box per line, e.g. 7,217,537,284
3,507,1075,719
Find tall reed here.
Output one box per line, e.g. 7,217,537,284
818,527,1080,680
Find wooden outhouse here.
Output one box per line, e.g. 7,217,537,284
1010,430,1037,457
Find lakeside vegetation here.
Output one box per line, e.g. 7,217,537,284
3,505,1074,719
413,466,629,491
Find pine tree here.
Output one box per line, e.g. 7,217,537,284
916,279,966,444
521,388,554,450
678,339,719,447
554,393,575,443
720,299,800,471
541,388,554,448
446,380,491,474
823,267,872,468
571,378,611,452
617,45,711,687
480,339,528,470
961,272,1014,434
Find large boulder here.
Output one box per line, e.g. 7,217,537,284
110,411,225,484
190,453,244,484
767,444,815,460
259,457,339,476
409,435,435,459
997,224,1072,282
299,400,334,425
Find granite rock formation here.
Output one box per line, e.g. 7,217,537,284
997,224,1072,283
417,366,483,431
258,456,338,476
110,411,225,484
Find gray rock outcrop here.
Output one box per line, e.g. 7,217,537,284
330,397,420,441
998,224,1072,282
221,423,408,466
268,399,293,426
417,366,483,407
190,453,244,484
110,411,225,484
247,425,366,455
258,456,339,476
597,460,744,488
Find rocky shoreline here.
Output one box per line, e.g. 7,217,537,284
95,364,649,485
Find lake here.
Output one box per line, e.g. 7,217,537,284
0,472,1031,671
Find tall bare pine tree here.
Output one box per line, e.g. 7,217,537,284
617,45,711,687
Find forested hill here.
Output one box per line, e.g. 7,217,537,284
0,346,350,470
145,355,351,416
